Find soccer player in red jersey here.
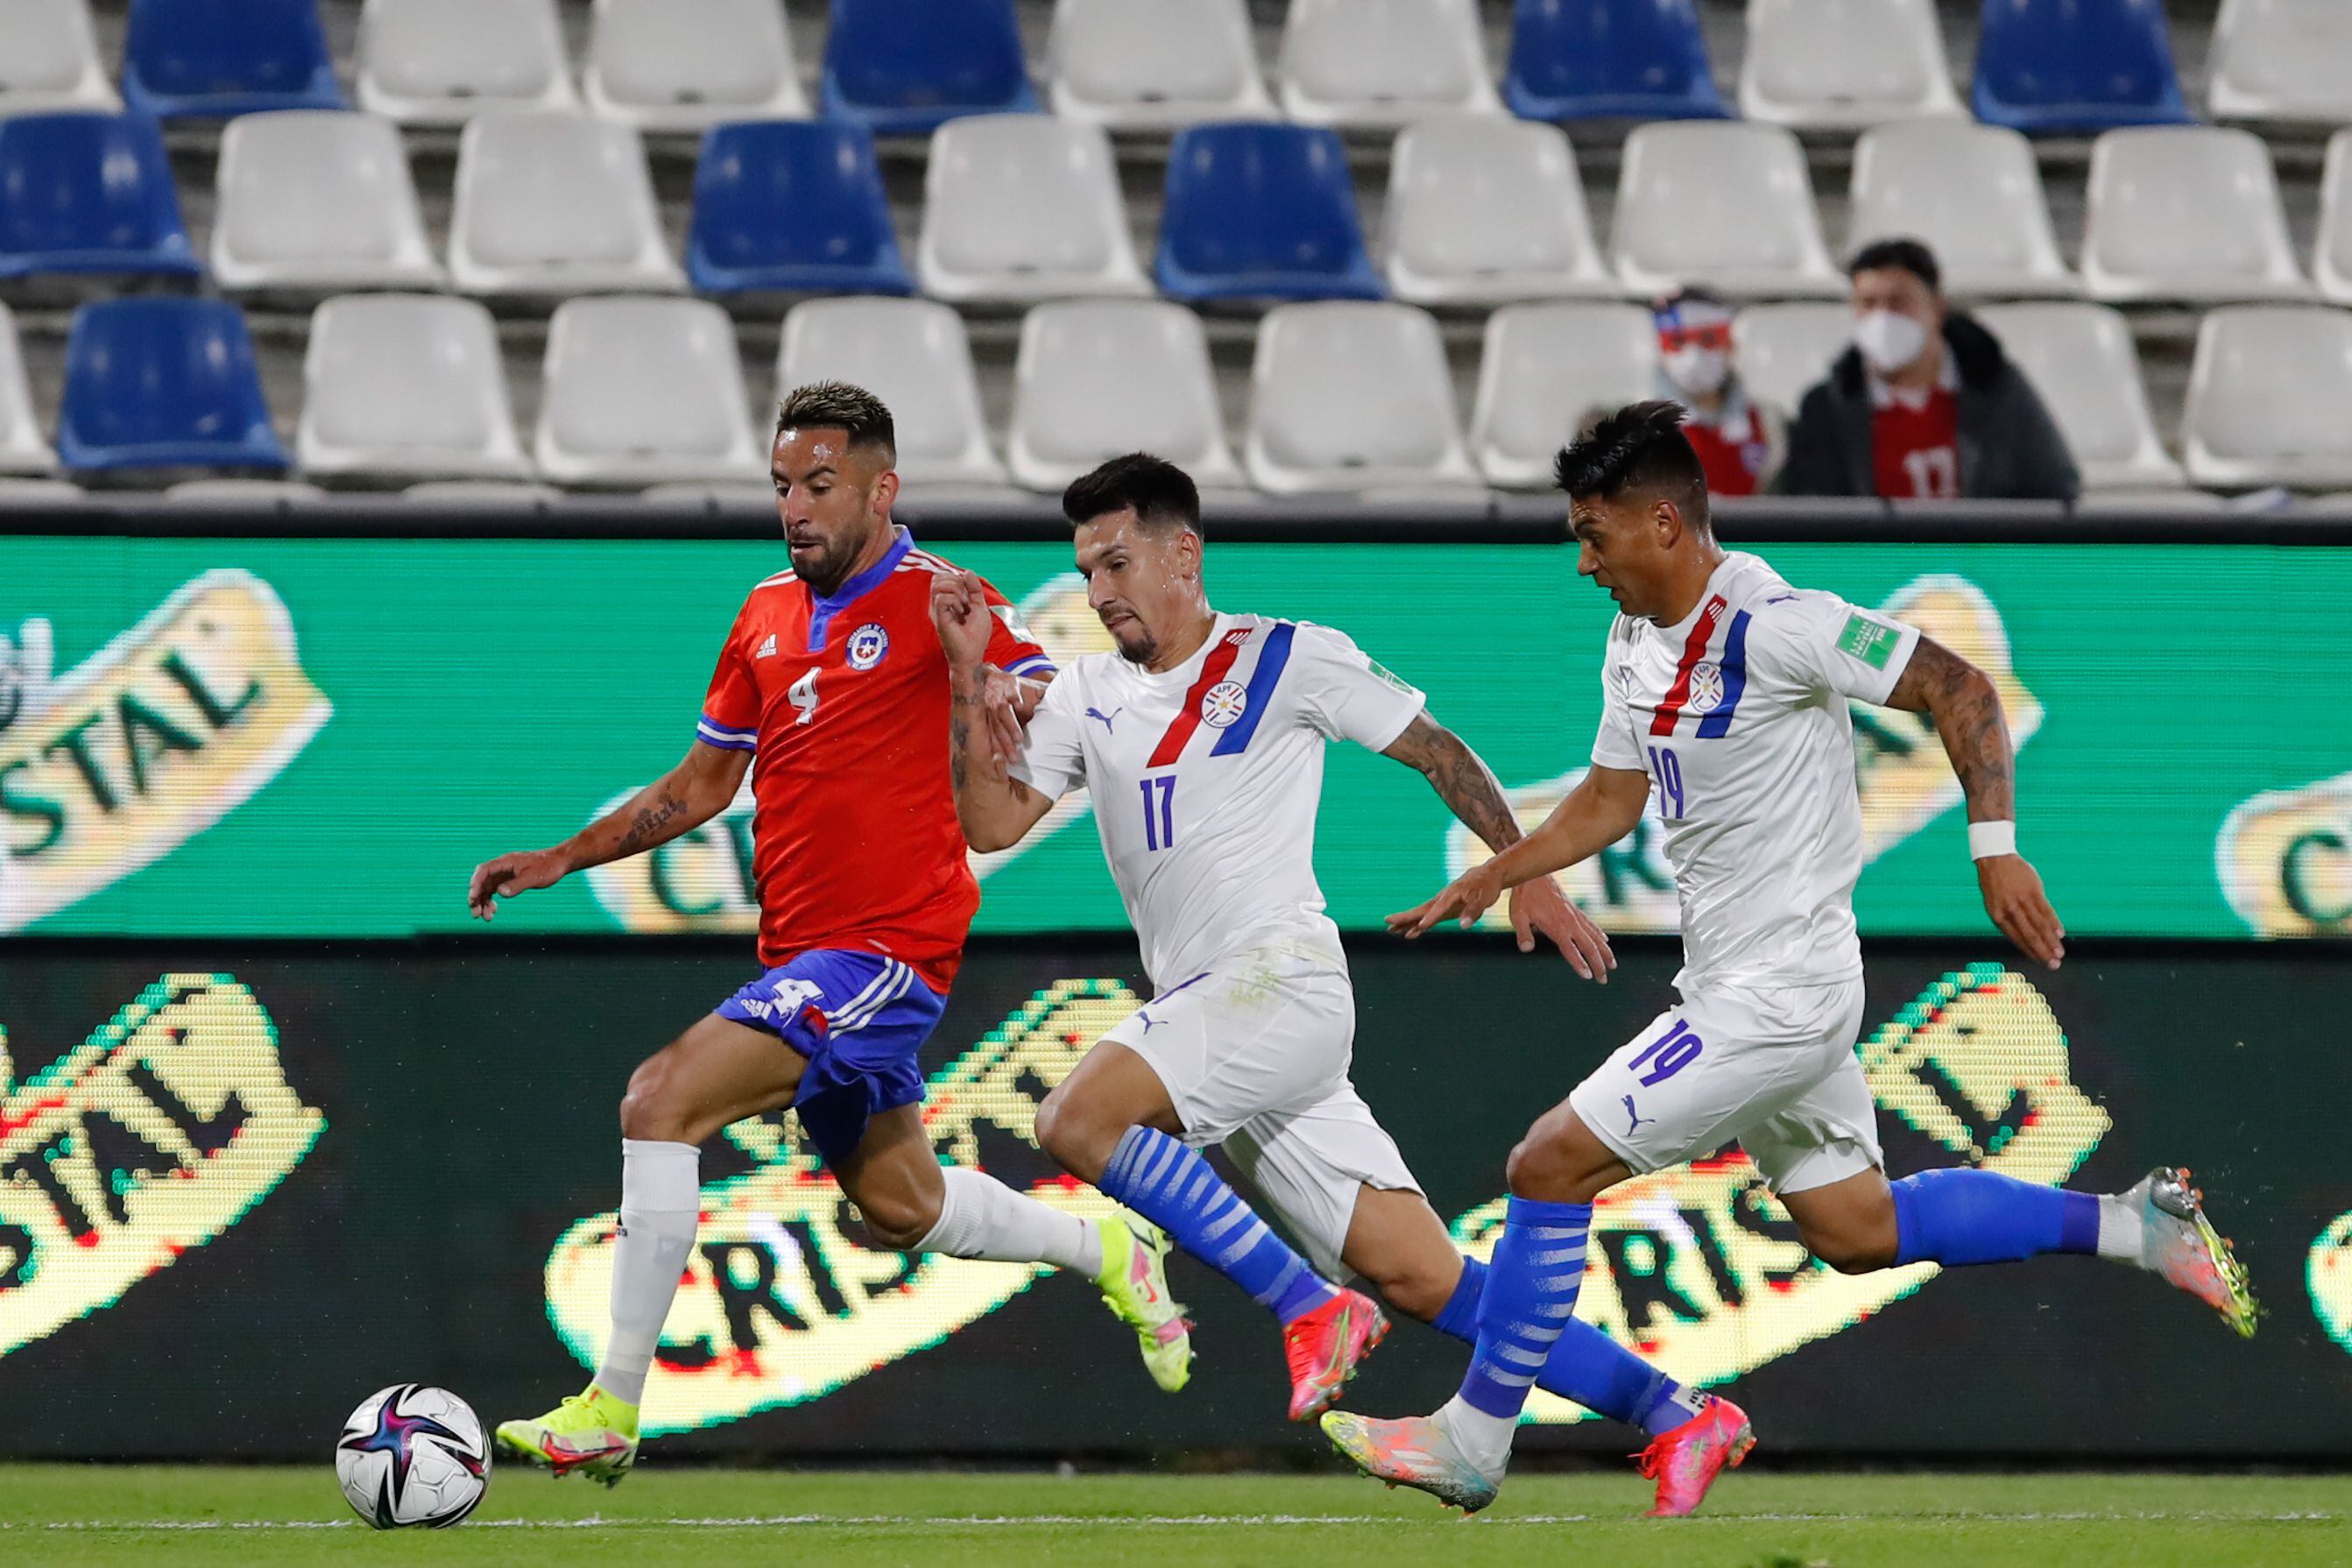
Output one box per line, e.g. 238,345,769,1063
467,384,1190,1484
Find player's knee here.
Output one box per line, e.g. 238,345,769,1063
618,1053,690,1143
856,1195,937,1254
1504,1131,1586,1203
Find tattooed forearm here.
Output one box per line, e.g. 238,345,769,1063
1885,634,2015,823
615,793,687,857
1382,713,1522,851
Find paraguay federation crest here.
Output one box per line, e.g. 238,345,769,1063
1685,660,1725,714
846,622,889,671
1200,679,1247,728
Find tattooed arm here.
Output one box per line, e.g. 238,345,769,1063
1381,712,1616,982
932,569,1057,854
1883,633,2066,967
467,741,750,919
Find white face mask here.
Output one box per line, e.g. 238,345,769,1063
1854,308,1931,374
1661,344,1729,398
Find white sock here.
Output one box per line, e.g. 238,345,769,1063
2096,1191,2146,1263
915,1168,1101,1275
595,1139,700,1407
1437,1393,1516,1476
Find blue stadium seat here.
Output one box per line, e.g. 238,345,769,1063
0,113,202,279
1155,124,1383,303
122,0,345,117
1503,0,1731,123
820,0,1041,136
58,299,286,472
688,121,914,295
1972,0,2193,135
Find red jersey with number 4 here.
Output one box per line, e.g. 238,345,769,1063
697,530,1052,989
1871,385,1961,499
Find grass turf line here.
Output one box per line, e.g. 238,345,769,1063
0,1468,2343,1568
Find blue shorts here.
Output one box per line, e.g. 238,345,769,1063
714,949,947,1167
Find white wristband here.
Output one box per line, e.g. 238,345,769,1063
1968,821,2017,860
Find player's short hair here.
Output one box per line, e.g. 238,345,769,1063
774,380,896,463
1062,452,1203,538
1554,399,1712,532
1847,236,1942,294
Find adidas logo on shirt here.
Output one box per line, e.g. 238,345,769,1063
754,634,778,660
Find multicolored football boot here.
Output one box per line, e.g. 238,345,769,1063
1320,1408,1502,1514
494,1385,639,1487
2130,1166,2259,1338
1282,1288,1388,1422
1635,1395,1755,1517
1092,1212,1194,1393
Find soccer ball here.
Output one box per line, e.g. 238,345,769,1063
335,1384,491,1529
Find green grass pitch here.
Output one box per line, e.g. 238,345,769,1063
4,1466,2344,1568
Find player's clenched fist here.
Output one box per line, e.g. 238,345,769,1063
467,849,568,920
929,569,994,669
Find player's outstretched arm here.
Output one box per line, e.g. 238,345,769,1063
1883,632,2066,969
465,741,749,920
930,569,1056,853
1386,763,1650,939
1380,713,1615,981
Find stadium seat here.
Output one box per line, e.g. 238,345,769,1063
1382,117,1613,306
2080,127,2308,304
1502,0,1730,123
0,478,87,505
821,0,1041,137
1971,0,2191,135
405,479,564,503
918,117,1148,304
1977,301,2182,489
1847,120,2075,297
2208,0,2352,124
537,297,765,485
1739,0,1962,130
1611,122,1841,299
583,0,810,131
2184,306,2352,489
298,296,530,481
0,306,54,476
1047,0,1273,130
357,0,578,126
2317,131,2352,304
0,113,201,281
1246,301,1478,494
449,111,683,296
1276,0,1501,129
1155,124,1384,303
1731,302,1855,418
1006,300,1240,491
777,298,1006,485
163,477,327,502
212,111,443,291
688,122,912,296
639,480,776,505
0,0,123,115
57,299,287,473
1469,303,1656,489
122,0,345,118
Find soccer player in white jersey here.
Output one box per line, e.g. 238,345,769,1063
931,455,1790,1442
1324,401,2260,1516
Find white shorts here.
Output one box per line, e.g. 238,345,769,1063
1567,977,1881,1197
1103,934,1420,1278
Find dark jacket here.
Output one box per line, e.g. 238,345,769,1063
1775,313,2080,501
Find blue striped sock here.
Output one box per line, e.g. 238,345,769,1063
1436,1257,1699,1437
1458,1197,1591,1421
1099,1126,1336,1324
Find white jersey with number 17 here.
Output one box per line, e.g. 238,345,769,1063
1008,613,1425,992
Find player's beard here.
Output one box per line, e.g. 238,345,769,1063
790,521,872,597
1104,615,1157,666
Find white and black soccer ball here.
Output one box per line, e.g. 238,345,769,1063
335,1383,491,1529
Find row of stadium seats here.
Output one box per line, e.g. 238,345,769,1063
11,107,2352,308
7,292,2349,495
11,0,2350,135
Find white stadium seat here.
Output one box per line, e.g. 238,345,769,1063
1006,300,1240,491
1276,0,1501,129
1731,302,1855,419
583,0,810,131
1247,302,1479,494
1847,120,2075,298
0,306,55,477
299,296,531,482
1382,117,1614,306
212,112,444,292
1470,303,1657,489
1977,302,2183,490
0,479,86,505
357,0,578,126
1048,0,1274,130
405,480,566,503
2185,306,2352,489
1612,122,1843,299
448,111,683,296
163,480,329,503
640,481,779,505
2081,127,2308,304
537,298,766,485
1739,0,1964,130
917,117,1150,304
0,0,120,115
777,298,1006,487
2310,131,2352,303
2207,0,2352,124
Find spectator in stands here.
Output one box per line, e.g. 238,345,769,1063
1778,237,2077,502
1647,286,1782,497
